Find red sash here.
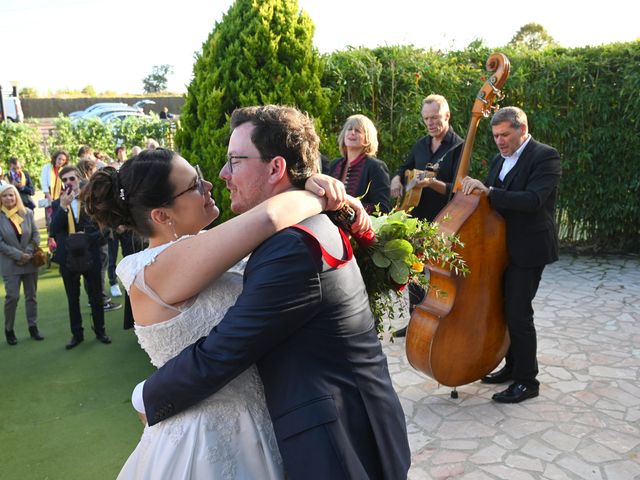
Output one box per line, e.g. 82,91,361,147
291,224,353,269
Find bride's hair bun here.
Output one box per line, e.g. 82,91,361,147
82,167,134,231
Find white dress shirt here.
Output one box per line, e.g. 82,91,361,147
499,135,532,182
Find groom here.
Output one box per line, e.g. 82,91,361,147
140,105,411,479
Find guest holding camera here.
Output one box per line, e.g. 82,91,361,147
50,166,111,349
0,184,43,345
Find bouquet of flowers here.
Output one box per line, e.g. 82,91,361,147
347,208,468,333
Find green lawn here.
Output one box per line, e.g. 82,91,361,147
0,250,154,479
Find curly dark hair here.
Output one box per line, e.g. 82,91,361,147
50,149,69,166
81,148,176,237
230,105,320,188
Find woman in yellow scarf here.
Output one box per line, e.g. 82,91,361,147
40,150,69,204
40,150,69,250
0,184,43,345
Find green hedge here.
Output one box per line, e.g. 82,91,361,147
47,114,175,161
0,121,48,182
320,42,640,252
0,116,175,188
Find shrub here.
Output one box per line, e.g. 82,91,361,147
0,121,48,185
176,0,330,222
48,114,174,159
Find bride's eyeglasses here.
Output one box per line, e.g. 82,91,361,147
166,165,205,203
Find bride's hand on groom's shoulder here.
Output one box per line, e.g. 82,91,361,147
345,196,372,234
304,174,346,211
303,174,372,232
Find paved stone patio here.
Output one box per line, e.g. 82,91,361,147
383,254,640,479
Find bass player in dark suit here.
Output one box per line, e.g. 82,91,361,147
137,105,411,479
461,106,562,403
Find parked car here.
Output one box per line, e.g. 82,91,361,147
132,99,156,110
69,102,128,119
0,85,24,122
100,110,148,122
69,99,156,121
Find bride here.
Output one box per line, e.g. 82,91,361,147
82,148,368,479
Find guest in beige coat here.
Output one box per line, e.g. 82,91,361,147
0,184,43,345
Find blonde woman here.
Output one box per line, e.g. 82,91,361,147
0,184,43,345
329,114,391,213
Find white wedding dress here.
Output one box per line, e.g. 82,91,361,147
116,237,283,480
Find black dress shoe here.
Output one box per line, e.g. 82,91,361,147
95,334,112,344
481,365,513,384
5,329,17,346
65,337,84,350
394,326,407,338
492,382,539,403
29,326,44,341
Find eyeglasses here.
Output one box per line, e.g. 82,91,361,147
61,176,77,183
167,165,205,203
225,155,271,174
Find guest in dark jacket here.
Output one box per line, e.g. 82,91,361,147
49,165,111,349
329,114,391,213
0,184,43,345
461,106,562,404
6,157,36,210
390,94,463,221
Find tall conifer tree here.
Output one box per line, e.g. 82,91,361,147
176,0,329,221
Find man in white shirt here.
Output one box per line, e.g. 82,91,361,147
461,106,562,403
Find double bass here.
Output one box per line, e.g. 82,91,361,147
406,53,511,388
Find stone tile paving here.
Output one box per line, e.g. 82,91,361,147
383,254,640,479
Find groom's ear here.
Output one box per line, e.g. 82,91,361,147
266,156,287,184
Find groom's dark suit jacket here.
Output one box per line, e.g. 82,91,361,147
144,214,411,479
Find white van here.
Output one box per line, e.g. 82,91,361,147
0,85,24,122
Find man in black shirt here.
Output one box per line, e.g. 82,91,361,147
390,94,463,221
391,95,463,336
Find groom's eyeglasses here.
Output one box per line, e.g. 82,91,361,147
166,165,205,204
225,155,272,174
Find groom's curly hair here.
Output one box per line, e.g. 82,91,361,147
230,105,320,189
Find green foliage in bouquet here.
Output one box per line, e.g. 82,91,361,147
352,209,468,332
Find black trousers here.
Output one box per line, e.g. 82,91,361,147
60,263,105,339
503,263,545,387
107,231,121,286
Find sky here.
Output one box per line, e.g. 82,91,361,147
1,0,638,95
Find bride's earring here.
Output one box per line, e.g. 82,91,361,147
168,220,179,240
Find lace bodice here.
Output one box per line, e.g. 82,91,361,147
116,236,247,368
